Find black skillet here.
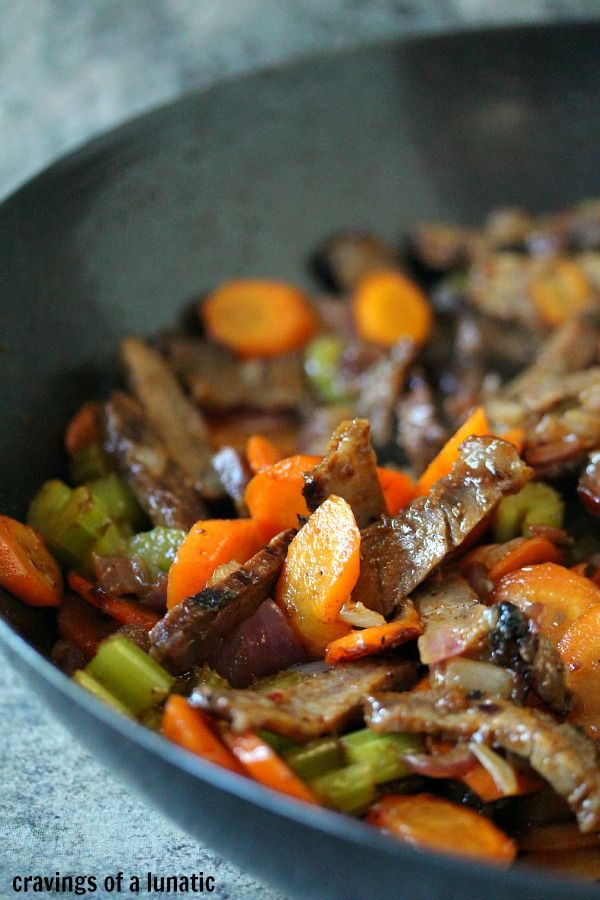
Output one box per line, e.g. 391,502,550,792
1,21,600,900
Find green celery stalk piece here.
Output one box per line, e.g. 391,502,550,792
284,737,344,781
92,521,127,559
340,729,422,784
27,479,71,533
69,442,112,484
86,634,175,716
256,730,299,754
88,473,146,531
73,669,134,718
493,481,564,543
309,761,376,814
126,526,186,578
44,486,112,571
304,335,354,404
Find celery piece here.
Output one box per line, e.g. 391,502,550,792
256,730,299,755
73,669,134,718
284,737,344,781
340,729,422,784
126,527,186,578
27,479,71,532
309,761,376,814
44,486,112,571
493,481,565,543
69,442,112,484
88,473,146,531
92,521,127,559
304,335,353,404
86,634,175,716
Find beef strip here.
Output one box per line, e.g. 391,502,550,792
312,231,398,292
163,336,306,412
352,436,532,617
414,573,567,712
149,529,294,673
396,369,448,474
578,450,600,514
120,337,222,499
190,658,416,742
302,418,385,528
355,340,416,447
364,689,600,833
211,446,252,510
103,392,206,529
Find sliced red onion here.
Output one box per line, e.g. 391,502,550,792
402,745,476,779
209,600,308,688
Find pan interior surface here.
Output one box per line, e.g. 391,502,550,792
1,22,600,900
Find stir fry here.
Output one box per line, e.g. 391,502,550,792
4,199,600,878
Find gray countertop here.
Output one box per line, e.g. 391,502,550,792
2,2,600,898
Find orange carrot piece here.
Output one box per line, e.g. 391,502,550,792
352,270,432,348
201,279,317,359
461,536,563,585
377,467,416,515
366,794,516,864
246,434,281,474
529,258,592,327
58,593,117,660
325,607,422,664
222,730,318,804
0,515,63,607
162,696,244,774
67,572,160,630
64,401,102,457
244,455,321,536
461,763,542,803
500,427,525,453
558,605,600,739
492,562,600,646
416,407,491,496
167,518,270,609
275,495,358,656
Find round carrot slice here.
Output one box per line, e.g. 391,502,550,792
367,793,516,864
0,515,63,607
529,258,592,327
201,279,317,359
352,270,432,348
558,605,600,739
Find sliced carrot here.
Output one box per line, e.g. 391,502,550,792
377,467,416,515
0,515,63,607
275,495,358,656
67,572,160,630
325,606,422,664
167,518,271,609
64,401,102,457
461,536,563,585
246,434,281,474
492,562,600,646
529,258,592,327
222,730,317,804
162,695,244,774
58,593,117,660
460,763,542,803
352,270,432,348
558,605,600,739
201,279,317,359
416,407,491,496
366,794,516,864
500,427,525,453
244,455,321,535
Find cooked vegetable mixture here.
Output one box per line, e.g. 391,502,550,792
5,200,600,877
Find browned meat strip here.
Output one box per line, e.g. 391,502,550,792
120,337,222,500
103,392,206,529
414,573,567,711
302,419,385,529
163,336,306,412
211,446,252,510
364,689,600,833
191,658,416,742
352,436,532,617
396,370,448,474
578,450,600,514
313,231,397,292
356,340,416,447
149,530,294,673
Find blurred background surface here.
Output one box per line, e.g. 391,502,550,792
2,2,600,899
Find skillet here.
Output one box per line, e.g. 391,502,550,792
1,20,600,899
